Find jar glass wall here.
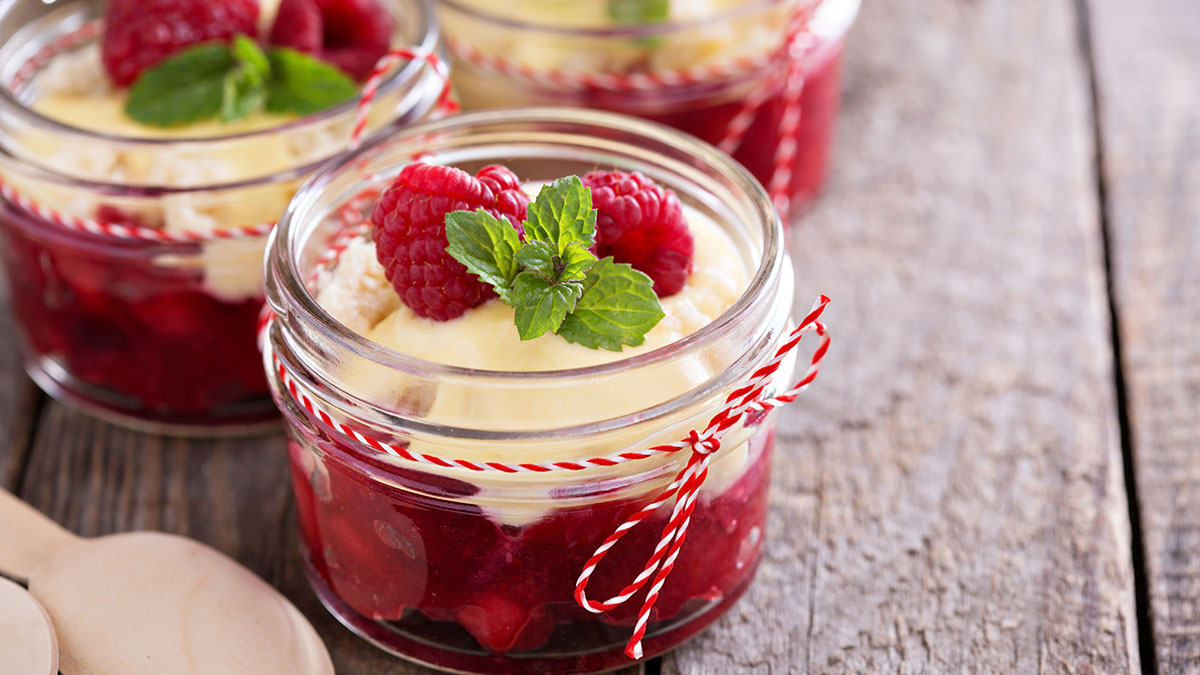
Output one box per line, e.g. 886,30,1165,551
0,0,443,433
264,108,796,673
437,0,860,220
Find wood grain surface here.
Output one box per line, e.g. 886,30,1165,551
0,0,1172,672
662,0,1141,672
0,293,39,490
1088,0,1200,672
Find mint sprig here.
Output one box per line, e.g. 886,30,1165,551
123,45,234,127
222,36,270,122
445,209,524,304
265,48,360,116
557,258,665,350
444,176,666,350
125,37,358,128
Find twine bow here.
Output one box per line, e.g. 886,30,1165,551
573,294,829,658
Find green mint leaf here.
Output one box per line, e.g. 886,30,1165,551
559,241,597,282
516,239,596,284
556,257,665,351
608,0,669,24
233,34,269,76
266,48,358,116
524,176,597,255
514,240,557,279
511,271,583,341
221,36,270,122
607,0,669,47
445,209,523,303
125,44,236,127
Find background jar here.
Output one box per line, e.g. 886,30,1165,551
437,0,860,221
0,0,444,433
264,108,798,673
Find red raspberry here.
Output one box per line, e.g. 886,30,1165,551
371,163,529,321
101,0,260,87
268,0,322,53
582,170,694,297
269,0,392,80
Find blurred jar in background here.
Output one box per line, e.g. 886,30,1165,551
437,0,860,220
0,0,445,433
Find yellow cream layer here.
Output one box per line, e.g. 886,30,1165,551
314,202,759,525
12,45,348,300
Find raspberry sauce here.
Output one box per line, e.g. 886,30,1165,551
285,416,775,673
0,200,276,428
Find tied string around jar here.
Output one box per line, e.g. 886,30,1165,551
445,3,816,221
0,19,458,244
261,223,831,657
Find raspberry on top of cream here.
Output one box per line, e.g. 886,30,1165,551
311,164,758,526
319,198,746,375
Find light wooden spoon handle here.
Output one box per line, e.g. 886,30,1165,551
0,489,80,582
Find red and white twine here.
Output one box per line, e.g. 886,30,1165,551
0,20,456,243
263,223,831,658
446,7,816,221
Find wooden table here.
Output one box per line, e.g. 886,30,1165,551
2,0,1195,671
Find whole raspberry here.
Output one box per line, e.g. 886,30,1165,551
371,163,529,321
269,0,392,80
268,0,322,53
101,0,260,87
582,170,694,297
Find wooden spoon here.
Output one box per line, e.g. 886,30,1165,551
0,489,333,675
0,576,57,675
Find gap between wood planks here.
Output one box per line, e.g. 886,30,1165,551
1073,0,1156,673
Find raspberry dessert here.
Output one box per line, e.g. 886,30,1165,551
0,0,439,430
263,111,801,673
438,0,860,220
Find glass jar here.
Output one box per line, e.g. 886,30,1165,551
263,108,800,673
0,0,445,433
436,0,860,221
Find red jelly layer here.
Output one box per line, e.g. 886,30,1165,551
0,200,274,427
285,418,774,673
643,44,845,216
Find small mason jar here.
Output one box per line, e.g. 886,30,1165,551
436,0,859,220
0,0,445,433
264,108,803,673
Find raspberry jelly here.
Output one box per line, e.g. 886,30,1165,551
439,0,860,221
264,110,801,672
0,0,444,432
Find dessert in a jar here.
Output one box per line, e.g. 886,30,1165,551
436,0,860,221
0,0,446,432
264,109,826,673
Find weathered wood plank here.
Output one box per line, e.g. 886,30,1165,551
664,0,1139,672
1087,0,1200,671
0,291,40,490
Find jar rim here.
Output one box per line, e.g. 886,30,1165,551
269,107,786,384
435,0,858,40
0,0,442,191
